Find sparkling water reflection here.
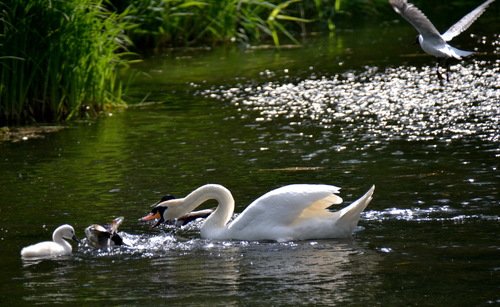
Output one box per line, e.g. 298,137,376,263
202,60,499,143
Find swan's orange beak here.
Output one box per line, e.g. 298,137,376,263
140,212,161,222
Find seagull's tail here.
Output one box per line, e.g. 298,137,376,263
450,46,474,59
336,185,374,231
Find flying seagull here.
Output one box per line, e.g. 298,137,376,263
389,0,496,80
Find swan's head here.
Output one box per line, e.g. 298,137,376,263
55,224,80,243
140,194,189,228
140,205,168,228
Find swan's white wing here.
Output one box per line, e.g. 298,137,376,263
20,241,65,258
441,0,495,42
389,0,442,40
228,184,342,233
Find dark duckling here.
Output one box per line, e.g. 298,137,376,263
85,216,124,248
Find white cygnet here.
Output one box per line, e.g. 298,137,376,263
21,224,79,258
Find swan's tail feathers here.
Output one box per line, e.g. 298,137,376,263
337,185,374,231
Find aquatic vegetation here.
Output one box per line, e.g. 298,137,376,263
0,0,132,125
119,0,389,49
122,0,308,48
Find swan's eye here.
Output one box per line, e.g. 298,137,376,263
152,206,168,215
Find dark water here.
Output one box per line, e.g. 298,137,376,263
1,23,499,305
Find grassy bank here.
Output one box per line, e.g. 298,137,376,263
1,0,393,125
0,0,132,125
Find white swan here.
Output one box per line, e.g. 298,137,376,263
141,184,374,241
20,224,79,258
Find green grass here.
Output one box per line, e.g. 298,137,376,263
120,0,390,49
123,0,315,48
0,0,132,125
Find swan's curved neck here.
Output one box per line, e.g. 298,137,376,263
181,184,235,234
53,232,72,252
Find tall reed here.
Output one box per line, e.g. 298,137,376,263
119,0,389,49
0,0,132,125
124,0,310,48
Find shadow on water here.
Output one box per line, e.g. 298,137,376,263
1,23,499,305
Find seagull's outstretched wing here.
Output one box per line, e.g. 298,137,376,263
389,0,442,40
441,0,495,42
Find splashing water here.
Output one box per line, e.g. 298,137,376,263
72,205,500,259
363,206,500,223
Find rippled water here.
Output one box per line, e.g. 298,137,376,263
1,24,499,305
201,60,499,143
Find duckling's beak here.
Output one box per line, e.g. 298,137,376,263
72,234,81,243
